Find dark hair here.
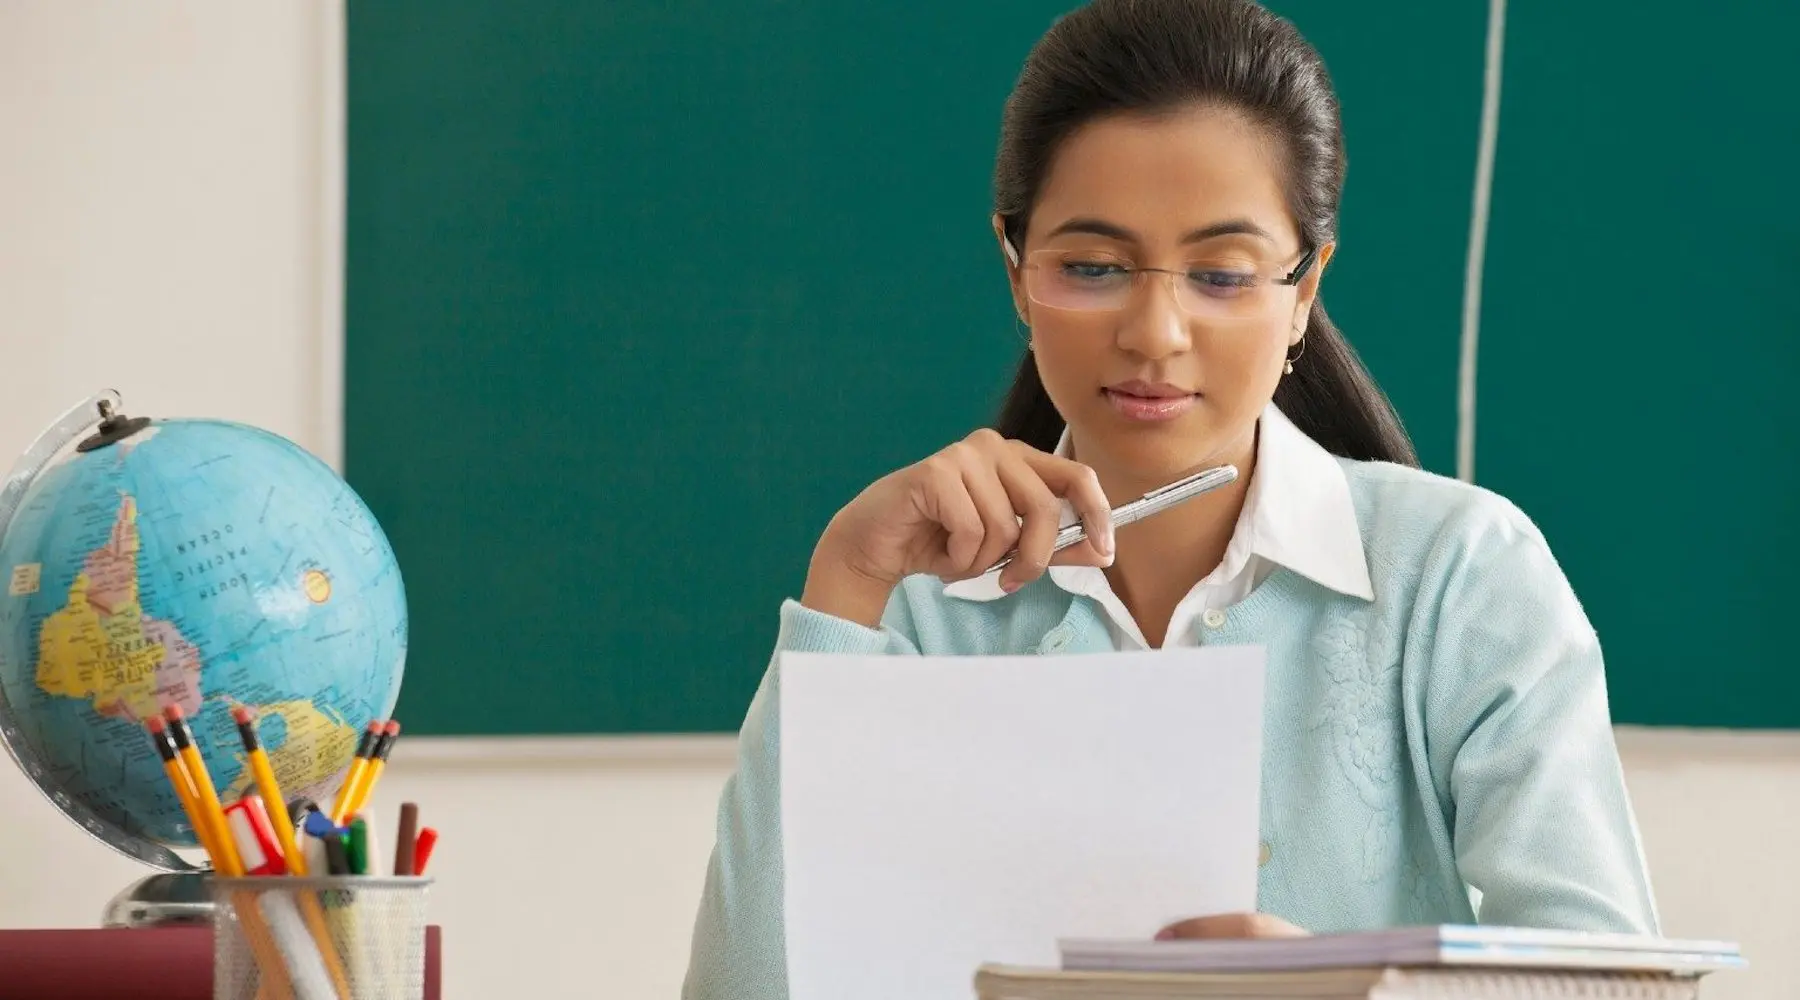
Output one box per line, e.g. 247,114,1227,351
993,0,1418,467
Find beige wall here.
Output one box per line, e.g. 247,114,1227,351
0,1,340,466
1,5,1795,998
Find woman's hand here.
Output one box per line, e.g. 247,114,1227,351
1155,913,1309,940
802,429,1116,627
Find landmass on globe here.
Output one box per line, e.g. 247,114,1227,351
32,490,363,820
0,415,405,856
37,495,202,721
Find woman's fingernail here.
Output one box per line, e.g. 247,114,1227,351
1001,579,1021,594
1154,927,1175,941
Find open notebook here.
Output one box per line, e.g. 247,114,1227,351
975,965,1707,999
974,926,1745,999
1059,925,1745,974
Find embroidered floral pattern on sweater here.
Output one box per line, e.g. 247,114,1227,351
1310,608,1405,882
1399,810,1463,919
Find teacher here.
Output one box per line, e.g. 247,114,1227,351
684,0,1658,996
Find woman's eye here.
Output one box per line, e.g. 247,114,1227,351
1061,261,1128,281
1186,269,1256,295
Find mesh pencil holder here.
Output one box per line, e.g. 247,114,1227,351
210,876,433,1000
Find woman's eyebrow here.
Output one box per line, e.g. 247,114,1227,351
1181,218,1276,244
1043,216,1276,244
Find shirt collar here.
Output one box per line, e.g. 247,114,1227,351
942,404,1373,603
1235,404,1374,601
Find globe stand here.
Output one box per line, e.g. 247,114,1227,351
0,390,406,939
101,871,214,928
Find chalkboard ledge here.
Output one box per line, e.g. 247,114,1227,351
388,734,738,769
381,726,1796,771
1612,724,1800,762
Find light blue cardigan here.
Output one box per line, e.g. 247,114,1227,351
683,458,1659,999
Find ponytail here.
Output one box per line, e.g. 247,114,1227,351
1272,300,1418,465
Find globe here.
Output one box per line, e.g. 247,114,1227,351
0,393,406,871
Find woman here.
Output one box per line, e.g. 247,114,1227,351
684,0,1658,995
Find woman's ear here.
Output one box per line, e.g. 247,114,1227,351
992,213,1029,323
1290,241,1335,343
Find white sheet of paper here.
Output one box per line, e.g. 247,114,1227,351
779,647,1266,1000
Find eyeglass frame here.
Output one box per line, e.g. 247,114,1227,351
1003,236,1322,314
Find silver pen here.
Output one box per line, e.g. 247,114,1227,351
989,464,1240,572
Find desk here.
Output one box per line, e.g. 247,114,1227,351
0,924,442,999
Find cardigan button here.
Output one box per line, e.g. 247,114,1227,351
1258,841,1272,866
1041,625,1073,652
1202,608,1227,630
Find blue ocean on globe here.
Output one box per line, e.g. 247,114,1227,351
0,419,406,854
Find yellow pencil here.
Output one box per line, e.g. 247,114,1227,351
162,706,241,875
165,706,295,1000
146,717,223,864
232,706,353,1000
329,721,383,826
228,707,306,868
343,720,401,819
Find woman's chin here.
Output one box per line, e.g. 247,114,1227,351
1080,426,1236,487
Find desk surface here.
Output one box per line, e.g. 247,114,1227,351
0,924,442,999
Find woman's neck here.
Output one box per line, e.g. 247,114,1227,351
1076,427,1258,647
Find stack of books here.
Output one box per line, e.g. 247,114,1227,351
974,925,1745,999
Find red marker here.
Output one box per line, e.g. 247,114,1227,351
224,794,287,876
412,827,439,876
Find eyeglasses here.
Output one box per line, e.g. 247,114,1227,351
1018,246,1319,320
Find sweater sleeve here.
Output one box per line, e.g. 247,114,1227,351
1422,496,1660,935
682,596,922,1000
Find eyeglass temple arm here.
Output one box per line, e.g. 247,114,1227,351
1276,246,1321,285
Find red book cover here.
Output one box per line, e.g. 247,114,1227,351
0,924,441,999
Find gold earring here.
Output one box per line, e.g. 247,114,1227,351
1283,331,1306,375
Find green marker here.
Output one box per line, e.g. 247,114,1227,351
347,817,370,875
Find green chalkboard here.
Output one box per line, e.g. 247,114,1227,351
1475,0,1798,726
346,2,1795,735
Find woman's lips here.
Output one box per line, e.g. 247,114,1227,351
1103,388,1197,422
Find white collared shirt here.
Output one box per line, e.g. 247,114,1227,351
942,404,1375,649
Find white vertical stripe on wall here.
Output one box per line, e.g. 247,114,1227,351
1457,0,1508,483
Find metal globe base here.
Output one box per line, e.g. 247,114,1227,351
101,871,213,928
